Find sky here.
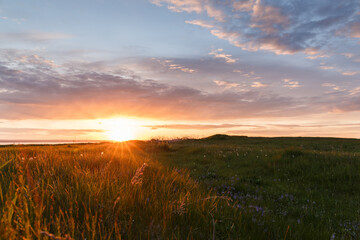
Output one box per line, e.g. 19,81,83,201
0,0,360,141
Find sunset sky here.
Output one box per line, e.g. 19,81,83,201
1,0,360,140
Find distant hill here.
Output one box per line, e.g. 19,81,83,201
205,134,248,140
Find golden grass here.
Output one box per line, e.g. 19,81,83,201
0,142,241,239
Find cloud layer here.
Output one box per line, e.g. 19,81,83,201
0,50,314,121
1,49,360,122
152,0,360,55
0,31,73,43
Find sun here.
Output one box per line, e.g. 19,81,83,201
104,118,136,142
108,128,134,142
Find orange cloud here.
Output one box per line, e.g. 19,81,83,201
185,19,215,29
283,79,301,89
209,49,237,63
213,80,240,89
251,82,267,88
251,0,290,34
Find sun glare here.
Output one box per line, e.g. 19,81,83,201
104,118,137,142
108,128,134,142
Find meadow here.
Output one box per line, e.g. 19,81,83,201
0,135,359,239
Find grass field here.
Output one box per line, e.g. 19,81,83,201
0,135,360,239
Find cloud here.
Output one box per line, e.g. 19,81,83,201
306,53,329,60
342,53,355,58
0,51,312,120
0,128,106,136
0,127,104,136
322,83,342,92
151,0,360,55
204,4,225,22
283,78,301,89
317,63,358,76
150,0,203,13
152,58,196,73
349,86,360,95
213,80,240,89
17,55,59,68
151,0,225,21
349,22,360,38
143,123,254,130
2,50,360,122
341,71,358,76
233,0,254,12
251,82,267,88
209,48,237,63
185,19,215,29
0,31,73,43
320,66,335,70
0,15,26,24
250,0,290,34
338,22,360,38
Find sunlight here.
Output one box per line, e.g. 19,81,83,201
107,128,134,142
104,118,136,142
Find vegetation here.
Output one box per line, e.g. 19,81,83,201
0,135,360,239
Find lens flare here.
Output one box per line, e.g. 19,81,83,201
105,118,136,141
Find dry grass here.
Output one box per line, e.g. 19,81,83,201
0,142,241,239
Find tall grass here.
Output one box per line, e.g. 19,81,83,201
1,136,360,239
0,142,241,239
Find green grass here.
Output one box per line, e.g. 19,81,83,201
155,136,360,239
0,135,360,239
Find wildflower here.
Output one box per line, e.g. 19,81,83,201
40,230,74,240
113,196,121,209
174,199,187,215
29,157,34,161
173,193,190,215
131,163,148,186
101,152,104,156
330,233,335,240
